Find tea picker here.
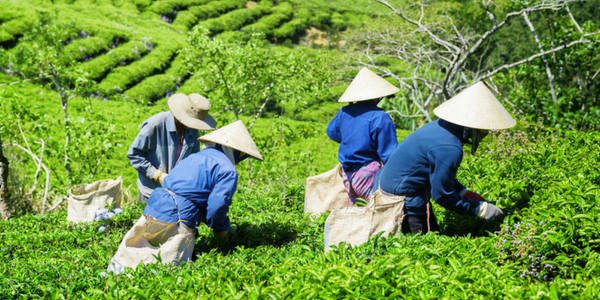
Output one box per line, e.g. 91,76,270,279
127,93,216,203
107,120,263,274
326,67,400,206
372,82,515,233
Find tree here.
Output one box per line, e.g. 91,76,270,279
358,0,599,127
0,138,9,219
8,13,94,186
184,27,332,123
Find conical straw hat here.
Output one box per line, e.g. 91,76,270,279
198,120,263,161
338,67,400,103
168,93,217,130
433,82,516,130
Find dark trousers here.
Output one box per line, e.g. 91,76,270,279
402,204,439,234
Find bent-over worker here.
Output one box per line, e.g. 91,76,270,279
108,120,263,273
128,93,216,203
326,67,400,205
373,82,514,233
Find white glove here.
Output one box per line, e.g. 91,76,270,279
477,201,504,221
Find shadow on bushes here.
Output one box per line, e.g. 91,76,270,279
192,220,298,257
439,192,532,237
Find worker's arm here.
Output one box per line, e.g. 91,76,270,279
428,145,481,216
127,120,161,181
373,113,398,164
326,110,342,143
206,169,238,232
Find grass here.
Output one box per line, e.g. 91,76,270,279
3,1,600,298
3,69,600,298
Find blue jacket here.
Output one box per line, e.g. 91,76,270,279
127,111,200,199
326,102,398,172
374,119,482,216
144,147,237,231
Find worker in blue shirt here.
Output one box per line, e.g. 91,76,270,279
108,120,263,273
373,82,515,233
327,67,400,205
128,93,216,203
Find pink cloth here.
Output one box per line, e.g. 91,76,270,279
341,161,382,205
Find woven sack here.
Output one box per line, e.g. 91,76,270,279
107,215,195,274
67,177,122,223
304,164,349,215
324,188,405,252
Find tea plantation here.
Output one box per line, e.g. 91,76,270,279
1,0,600,299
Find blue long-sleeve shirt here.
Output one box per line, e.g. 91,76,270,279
144,147,237,231
326,102,398,172
374,119,482,216
127,111,200,199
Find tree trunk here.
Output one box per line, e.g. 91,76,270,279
0,137,11,219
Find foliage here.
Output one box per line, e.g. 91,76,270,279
97,43,181,98
239,2,293,39
184,26,334,118
496,20,600,130
2,0,600,298
170,0,246,31
198,1,273,35
2,100,600,297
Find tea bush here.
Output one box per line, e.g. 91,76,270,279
97,43,181,97
171,0,246,31
240,2,293,38
123,52,192,103
78,39,153,81
195,1,272,35
2,1,600,298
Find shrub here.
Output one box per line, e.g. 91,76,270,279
62,33,126,62
272,8,310,41
123,52,192,103
78,39,153,81
148,0,211,15
171,0,246,30
196,1,273,35
241,2,293,37
97,43,180,97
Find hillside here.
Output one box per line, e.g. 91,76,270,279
1,0,600,299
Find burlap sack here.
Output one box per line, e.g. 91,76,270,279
304,164,349,215
67,177,122,223
107,215,196,274
324,188,405,252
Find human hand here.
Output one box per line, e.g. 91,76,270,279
477,201,504,221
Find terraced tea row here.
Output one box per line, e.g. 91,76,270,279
1,0,367,104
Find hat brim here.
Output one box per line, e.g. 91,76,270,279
197,120,263,161
168,96,217,130
338,67,400,103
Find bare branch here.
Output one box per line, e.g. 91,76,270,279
592,68,600,80
375,0,460,53
248,97,270,130
11,143,51,214
483,0,497,27
0,78,33,86
386,110,426,118
479,31,599,81
46,197,65,213
28,139,45,196
565,5,583,33
446,0,576,94
523,12,558,104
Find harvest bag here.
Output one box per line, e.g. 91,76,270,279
107,215,195,274
324,188,405,252
67,177,122,223
304,164,349,215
